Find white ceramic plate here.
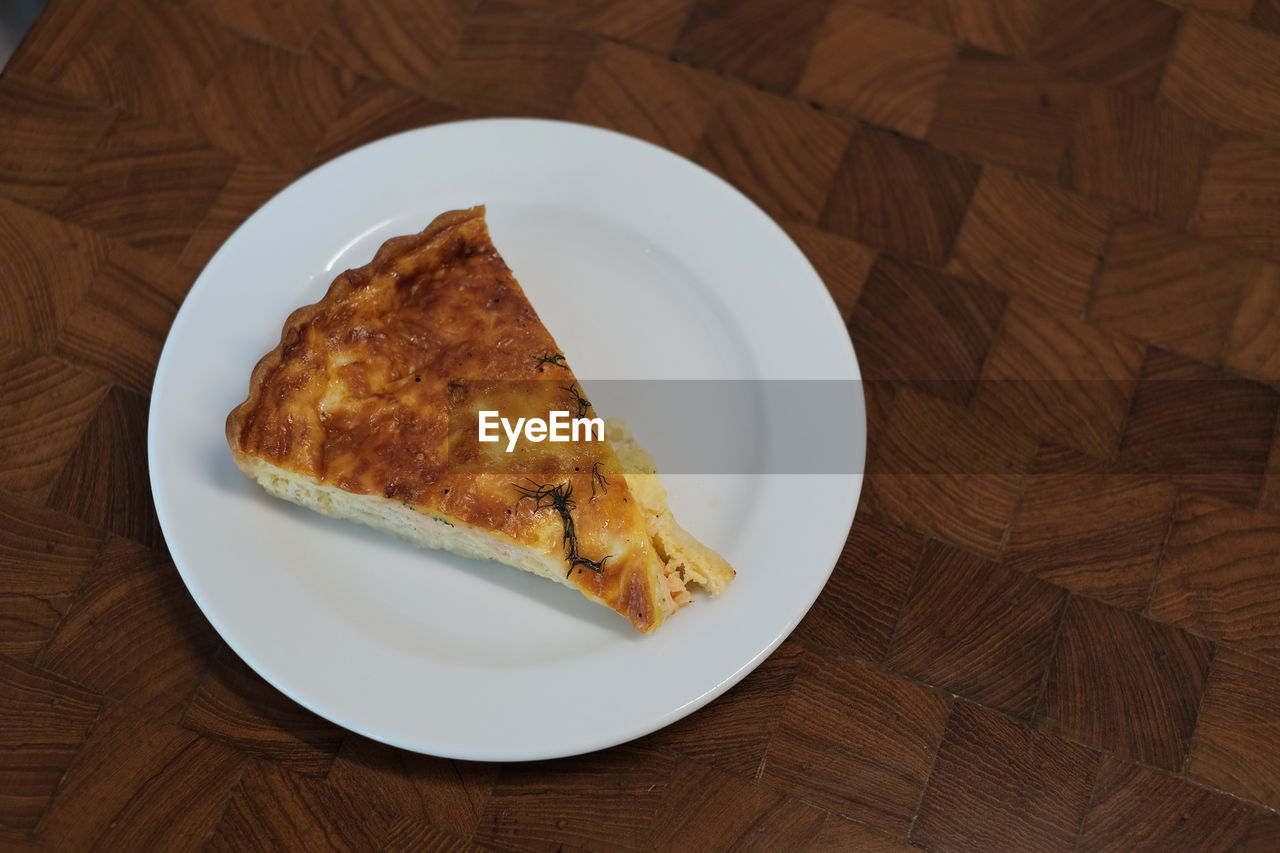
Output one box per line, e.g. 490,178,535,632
149,119,864,761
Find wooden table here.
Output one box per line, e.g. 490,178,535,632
3,0,1280,850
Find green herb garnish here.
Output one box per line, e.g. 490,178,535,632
532,351,569,370
590,462,608,500
512,479,610,577
561,384,591,417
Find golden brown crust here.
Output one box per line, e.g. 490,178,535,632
226,207,669,632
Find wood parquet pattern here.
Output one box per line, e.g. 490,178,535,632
2,0,1279,849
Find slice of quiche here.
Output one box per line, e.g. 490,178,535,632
225,206,734,633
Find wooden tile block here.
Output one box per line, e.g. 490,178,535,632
694,85,850,223
327,735,495,836
53,243,195,393
182,649,346,776
1090,218,1261,364
195,38,353,172
1038,596,1213,770
1188,648,1280,808
823,0,949,36
1225,263,1280,383
782,223,877,322
10,0,234,122
913,702,1099,853
311,80,469,168
762,649,951,833
1116,349,1280,506
674,0,828,92
178,163,296,273
842,0,1044,56
941,0,1042,56
796,4,953,139
927,49,1084,183
848,256,1006,406
1032,0,1180,98
1162,13,1280,141
56,116,237,258
568,41,722,158
0,198,109,351
475,746,675,852
947,168,1110,316
823,123,980,264
864,389,1037,557
44,387,161,548
886,541,1066,717
1190,137,1280,265
1175,0,1254,17
947,0,1044,54
646,641,802,777
0,825,44,853
794,514,925,660
1152,495,1280,659
1005,445,1178,609
311,0,470,94
0,655,101,830
0,344,109,503
811,814,916,851
863,378,899,459
382,817,480,853
37,701,244,851
0,494,103,662
1264,426,1280,516
978,298,1146,458
4,0,91,75
1257,0,1280,34
644,760,825,851
184,0,332,51
39,537,219,720
0,74,115,211
1067,87,1217,228
208,760,395,852
430,1,596,119
507,0,695,51
1243,813,1280,853
1079,757,1253,852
